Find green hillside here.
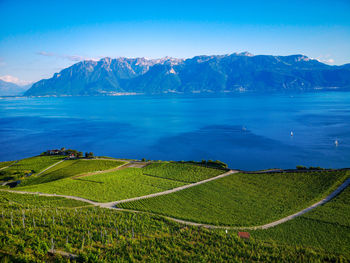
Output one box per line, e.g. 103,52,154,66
18,168,186,202
0,155,65,182
118,171,348,226
252,185,350,257
0,191,346,262
19,159,126,187
1,154,349,261
142,162,224,183
16,161,224,202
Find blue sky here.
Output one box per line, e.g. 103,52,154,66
0,0,349,84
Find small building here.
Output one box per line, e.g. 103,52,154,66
238,232,250,239
47,149,61,155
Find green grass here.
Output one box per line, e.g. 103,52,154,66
0,155,65,182
17,168,186,202
252,184,350,257
19,159,126,186
118,171,349,226
0,191,346,262
142,162,224,183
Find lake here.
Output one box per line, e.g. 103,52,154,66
0,92,349,170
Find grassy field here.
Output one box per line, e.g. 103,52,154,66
0,156,65,182
118,171,349,226
142,162,224,183
17,168,187,202
252,185,350,257
18,159,126,187
0,191,346,262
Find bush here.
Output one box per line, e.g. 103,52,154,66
309,166,324,170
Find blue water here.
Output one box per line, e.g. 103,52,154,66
0,92,349,170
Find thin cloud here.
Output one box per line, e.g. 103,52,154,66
36,51,98,62
0,75,33,86
317,54,335,64
324,58,335,64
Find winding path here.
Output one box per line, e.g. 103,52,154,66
0,160,18,171
35,160,65,177
71,161,131,179
1,169,349,230
100,169,237,208
116,177,350,230
1,169,236,207
253,177,350,230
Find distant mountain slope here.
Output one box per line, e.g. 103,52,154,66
0,80,30,96
25,53,350,96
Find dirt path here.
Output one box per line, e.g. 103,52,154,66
99,169,237,208
0,160,18,171
2,171,349,231
71,161,149,179
71,161,131,179
35,160,65,177
251,177,350,230
1,189,99,205
2,169,236,208
115,178,350,230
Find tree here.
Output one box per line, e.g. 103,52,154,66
296,165,307,170
85,152,94,159
77,152,83,158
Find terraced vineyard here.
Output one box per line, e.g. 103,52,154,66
118,171,349,226
252,185,350,257
18,168,186,202
0,191,345,262
0,156,65,182
16,161,225,202
142,162,225,183
19,159,126,187
1,154,349,261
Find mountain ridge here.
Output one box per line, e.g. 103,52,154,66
25,53,350,96
0,80,31,96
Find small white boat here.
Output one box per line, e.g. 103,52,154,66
290,131,294,136
335,140,339,146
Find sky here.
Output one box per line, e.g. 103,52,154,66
0,0,350,84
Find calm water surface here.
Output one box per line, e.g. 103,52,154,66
0,92,349,170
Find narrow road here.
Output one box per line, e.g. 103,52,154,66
35,160,65,177
99,169,237,208
72,161,131,179
1,189,99,205
2,169,236,208
116,177,350,230
1,171,349,231
252,177,350,230
0,160,18,171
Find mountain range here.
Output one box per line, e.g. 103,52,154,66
24,52,350,96
0,80,30,96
